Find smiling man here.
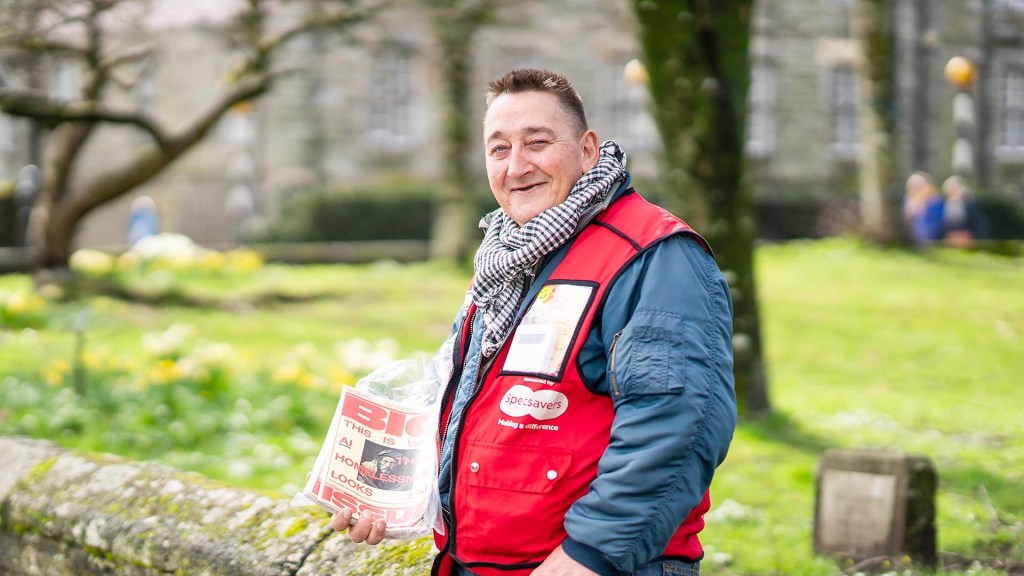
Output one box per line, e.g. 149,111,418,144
333,68,737,576
483,88,598,226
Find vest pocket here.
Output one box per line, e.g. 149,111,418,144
463,441,572,493
457,441,574,565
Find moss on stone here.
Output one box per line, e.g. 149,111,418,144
282,516,309,538
353,537,434,576
5,441,431,575
82,544,117,563
173,555,192,575
11,509,55,536
17,456,59,488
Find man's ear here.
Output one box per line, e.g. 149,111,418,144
580,130,600,172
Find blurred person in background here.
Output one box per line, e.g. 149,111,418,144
127,196,160,247
940,175,990,248
902,171,944,246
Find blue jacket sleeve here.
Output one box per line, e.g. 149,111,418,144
560,234,737,575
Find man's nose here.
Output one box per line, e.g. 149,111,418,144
507,144,533,178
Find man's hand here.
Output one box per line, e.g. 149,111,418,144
329,507,387,545
530,544,599,576
308,471,387,545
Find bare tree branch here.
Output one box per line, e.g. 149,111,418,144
0,4,91,49
107,61,151,91
64,72,277,221
258,0,387,54
10,35,88,55
98,42,153,73
47,1,88,23
0,87,168,146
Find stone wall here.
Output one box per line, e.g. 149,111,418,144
0,436,434,576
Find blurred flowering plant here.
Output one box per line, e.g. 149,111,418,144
69,233,265,278
0,289,48,329
2,325,423,491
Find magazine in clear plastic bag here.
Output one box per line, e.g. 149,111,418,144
294,357,445,539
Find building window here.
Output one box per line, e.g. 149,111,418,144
219,101,257,146
0,63,13,175
51,59,80,102
0,114,15,180
830,65,859,158
0,111,14,152
608,66,658,153
367,44,413,151
993,0,1024,12
999,67,1024,155
0,60,10,88
133,62,158,115
746,59,777,158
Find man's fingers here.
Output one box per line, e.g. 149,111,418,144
347,515,374,542
364,517,387,545
329,508,386,544
329,508,355,532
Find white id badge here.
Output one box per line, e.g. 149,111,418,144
503,324,558,374
501,283,595,377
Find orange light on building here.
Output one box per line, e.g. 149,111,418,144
230,100,255,115
944,56,976,89
623,59,650,87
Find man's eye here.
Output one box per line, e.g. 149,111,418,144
528,140,550,148
490,145,510,155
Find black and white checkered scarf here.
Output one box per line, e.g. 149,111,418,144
471,140,627,357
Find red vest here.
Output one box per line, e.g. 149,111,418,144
434,192,712,576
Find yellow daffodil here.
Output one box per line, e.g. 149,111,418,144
69,249,115,276
149,359,184,385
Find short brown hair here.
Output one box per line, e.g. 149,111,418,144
485,68,589,135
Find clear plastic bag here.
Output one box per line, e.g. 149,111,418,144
356,356,437,404
294,357,446,539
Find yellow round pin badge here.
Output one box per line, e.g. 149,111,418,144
537,285,554,304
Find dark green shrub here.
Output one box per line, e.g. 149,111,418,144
267,185,437,242
977,194,1024,240
265,183,503,243
0,181,15,247
754,196,861,240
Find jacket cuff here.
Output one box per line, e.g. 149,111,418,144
561,536,617,576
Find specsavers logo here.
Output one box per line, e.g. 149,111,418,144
499,385,568,420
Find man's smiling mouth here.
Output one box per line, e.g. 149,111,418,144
511,183,544,194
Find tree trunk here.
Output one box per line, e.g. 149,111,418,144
429,44,479,263
426,1,498,264
35,208,75,271
855,0,899,244
634,1,770,414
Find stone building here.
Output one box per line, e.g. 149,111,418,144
749,0,1024,203
1,0,657,248
1,0,1023,248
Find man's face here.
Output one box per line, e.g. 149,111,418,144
483,91,599,226
378,456,398,474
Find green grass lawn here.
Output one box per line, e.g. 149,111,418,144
704,240,1024,575
1,239,1021,574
